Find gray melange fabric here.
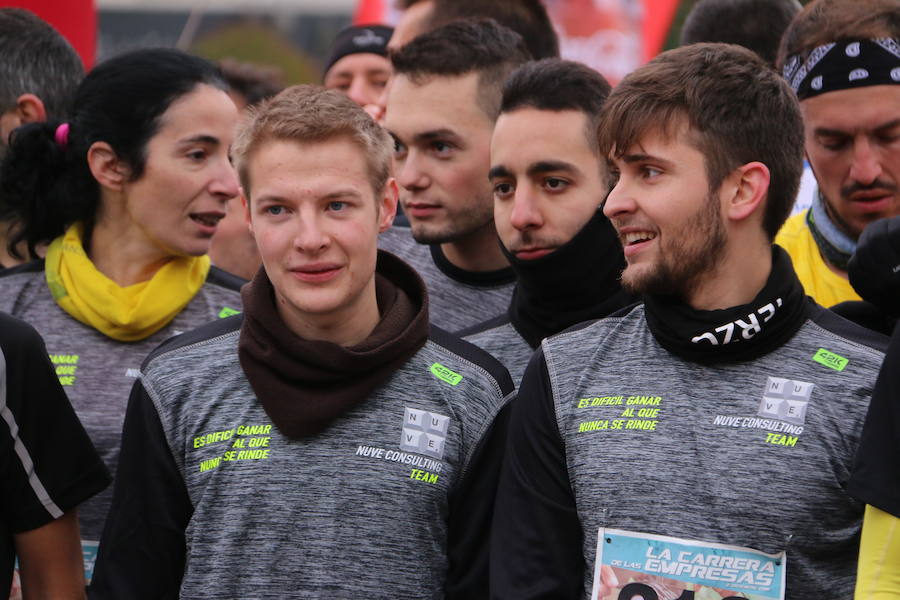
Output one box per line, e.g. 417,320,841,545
464,319,534,387
545,304,884,598
139,327,511,598
0,266,242,539
378,227,514,332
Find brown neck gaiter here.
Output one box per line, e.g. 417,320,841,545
238,250,429,439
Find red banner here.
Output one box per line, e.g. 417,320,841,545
4,0,97,69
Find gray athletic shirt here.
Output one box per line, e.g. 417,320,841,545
90,317,514,599
463,316,534,387
379,227,515,332
491,303,888,599
0,262,243,540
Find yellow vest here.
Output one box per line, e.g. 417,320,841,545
775,211,861,307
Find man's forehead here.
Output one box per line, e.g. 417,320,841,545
385,73,487,138
388,71,479,102
492,109,596,170
800,84,900,132
326,53,391,78
603,113,695,162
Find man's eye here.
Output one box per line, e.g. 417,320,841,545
642,167,662,179
820,137,849,151
266,206,284,216
328,201,347,212
187,149,207,161
431,141,453,156
544,177,568,191
393,139,407,157
493,182,514,197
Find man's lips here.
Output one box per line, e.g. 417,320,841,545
404,202,442,218
289,263,342,283
848,189,894,202
514,247,555,260
615,227,658,258
845,190,895,214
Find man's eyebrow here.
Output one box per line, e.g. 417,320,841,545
254,193,285,205
813,127,850,138
413,129,459,145
815,119,900,138
875,118,900,133
526,160,578,177
322,189,364,200
620,153,675,168
179,134,220,146
488,165,512,180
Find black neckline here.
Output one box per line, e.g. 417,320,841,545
429,243,516,287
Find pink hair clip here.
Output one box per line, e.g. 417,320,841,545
54,123,70,149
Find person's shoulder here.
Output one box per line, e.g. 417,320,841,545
545,302,643,346
205,265,247,292
806,303,890,356
458,313,512,341
830,300,896,337
0,259,44,279
378,227,420,256
0,311,45,354
0,259,44,292
426,324,514,397
142,313,243,371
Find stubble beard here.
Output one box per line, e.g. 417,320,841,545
407,191,495,246
621,192,727,298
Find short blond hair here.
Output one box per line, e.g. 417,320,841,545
232,84,392,197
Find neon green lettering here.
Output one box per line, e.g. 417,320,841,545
49,354,79,365
813,348,848,371
199,457,221,472
218,307,241,318
429,363,463,386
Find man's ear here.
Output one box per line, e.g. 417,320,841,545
723,161,770,223
378,178,399,233
14,94,47,125
87,141,129,191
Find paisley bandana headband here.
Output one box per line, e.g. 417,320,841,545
783,38,900,100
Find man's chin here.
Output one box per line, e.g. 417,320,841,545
622,265,680,297
409,223,455,245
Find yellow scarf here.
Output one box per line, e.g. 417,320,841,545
45,223,210,342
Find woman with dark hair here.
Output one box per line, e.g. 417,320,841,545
0,48,244,559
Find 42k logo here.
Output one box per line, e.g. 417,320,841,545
691,298,783,346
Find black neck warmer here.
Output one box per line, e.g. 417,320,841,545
643,246,810,364
504,210,637,348
430,244,516,286
238,251,430,439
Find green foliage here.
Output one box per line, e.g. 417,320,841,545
192,22,319,84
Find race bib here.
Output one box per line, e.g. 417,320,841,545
82,539,99,583
591,528,786,600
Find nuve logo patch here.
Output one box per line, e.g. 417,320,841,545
757,377,813,426
400,407,450,459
